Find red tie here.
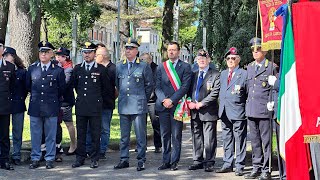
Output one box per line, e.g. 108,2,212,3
227,70,233,85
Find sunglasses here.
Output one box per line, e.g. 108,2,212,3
226,57,237,61
251,46,262,52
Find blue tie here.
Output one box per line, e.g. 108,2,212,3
195,71,204,102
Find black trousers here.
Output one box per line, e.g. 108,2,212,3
76,115,101,162
147,103,162,148
0,114,10,164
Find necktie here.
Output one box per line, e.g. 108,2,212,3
86,65,90,71
195,71,204,102
128,62,133,73
255,65,260,74
43,65,47,72
227,70,233,85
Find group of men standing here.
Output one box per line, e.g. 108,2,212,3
0,36,283,180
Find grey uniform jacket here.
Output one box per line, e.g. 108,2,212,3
116,58,154,115
218,68,248,120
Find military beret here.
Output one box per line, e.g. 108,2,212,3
224,47,238,58
197,49,209,58
82,42,97,52
38,41,55,52
56,47,70,56
3,47,16,56
125,37,141,48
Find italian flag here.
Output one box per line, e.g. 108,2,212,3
277,5,310,180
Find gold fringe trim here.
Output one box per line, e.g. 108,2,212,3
261,40,282,51
174,116,191,123
304,135,320,143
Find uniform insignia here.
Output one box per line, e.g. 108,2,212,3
137,36,142,45
262,81,267,87
128,38,131,44
136,78,139,82
6,77,9,81
42,41,46,46
85,42,91,48
93,79,97,83
206,81,213,91
234,85,241,94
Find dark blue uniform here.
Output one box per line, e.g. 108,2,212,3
0,59,16,170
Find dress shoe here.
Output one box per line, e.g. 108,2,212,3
72,160,84,168
1,162,14,170
29,161,40,169
99,153,107,160
154,147,162,153
55,154,63,162
12,159,21,166
244,170,261,179
90,161,99,168
204,165,214,172
114,161,129,169
235,168,245,176
137,162,145,171
258,172,271,180
46,161,54,169
170,162,178,171
158,163,171,170
188,164,203,170
216,166,233,173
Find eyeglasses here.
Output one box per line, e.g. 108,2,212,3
251,46,262,52
226,57,237,61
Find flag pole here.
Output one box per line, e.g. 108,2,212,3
269,49,275,174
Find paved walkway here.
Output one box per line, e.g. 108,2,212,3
0,121,280,180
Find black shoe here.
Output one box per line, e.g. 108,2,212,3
137,162,145,171
114,161,129,169
29,161,40,169
204,165,214,172
216,166,233,173
158,163,171,170
170,162,178,171
99,153,106,160
235,168,245,176
12,159,21,166
90,161,99,168
1,162,14,170
258,172,271,180
244,170,261,179
46,161,54,169
188,164,203,170
72,160,84,168
154,147,162,153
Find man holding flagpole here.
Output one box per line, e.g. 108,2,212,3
156,42,192,171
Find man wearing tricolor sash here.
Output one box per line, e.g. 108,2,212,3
187,49,220,172
155,42,192,171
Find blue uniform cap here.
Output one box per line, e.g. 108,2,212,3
3,47,17,56
82,42,97,53
125,37,141,48
56,47,70,56
38,41,55,52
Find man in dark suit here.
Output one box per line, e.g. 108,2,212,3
140,52,162,153
187,49,220,172
72,42,112,169
0,39,16,170
155,42,192,171
244,38,277,180
26,41,66,169
216,47,248,176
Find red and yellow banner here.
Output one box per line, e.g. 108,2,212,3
258,0,286,50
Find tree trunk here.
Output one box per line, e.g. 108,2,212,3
0,0,9,41
161,0,175,61
9,0,41,65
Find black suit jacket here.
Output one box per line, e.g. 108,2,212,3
0,60,15,115
188,67,220,121
155,60,192,112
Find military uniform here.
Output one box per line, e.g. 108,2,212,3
245,38,277,180
26,41,66,169
114,38,154,171
72,42,111,168
0,57,16,170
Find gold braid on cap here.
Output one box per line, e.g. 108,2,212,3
85,42,91,48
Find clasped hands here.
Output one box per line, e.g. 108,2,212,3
188,102,203,110
162,98,173,108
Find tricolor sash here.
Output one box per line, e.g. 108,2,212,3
163,60,191,122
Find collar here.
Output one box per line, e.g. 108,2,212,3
0,58,6,67
123,57,140,64
41,61,51,70
229,66,239,73
81,60,98,68
170,58,179,65
199,65,209,74
127,58,136,64
255,58,266,67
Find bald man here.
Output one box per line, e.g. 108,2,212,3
86,47,116,159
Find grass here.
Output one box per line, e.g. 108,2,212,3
13,98,153,148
